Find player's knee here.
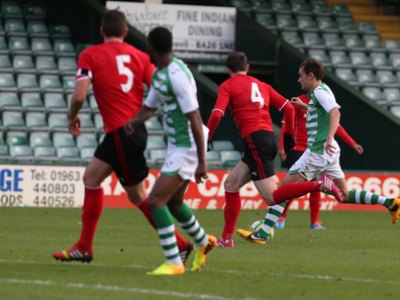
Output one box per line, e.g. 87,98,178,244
224,176,240,192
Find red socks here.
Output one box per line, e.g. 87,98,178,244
309,191,321,225
222,191,241,241
137,198,189,252
273,181,321,204
76,187,104,251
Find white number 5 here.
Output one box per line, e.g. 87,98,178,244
116,55,134,93
251,82,264,108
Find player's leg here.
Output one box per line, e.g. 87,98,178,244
309,192,326,229
218,160,251,247
335,178,400,224
52,157,112,262
276,200,292,229
168,182,217,272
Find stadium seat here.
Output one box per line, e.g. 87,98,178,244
0,73,17,91
389,53,400,68
78,113,95,130
17,73,39,92
53,132,75,147
27,21,49,37
383,88,400,104
53,39,75,57
292,2,312,15
145,116,163,133
9,37,31,55
80,147,95,161
331,4,351,17
21,92,43,110
6,131,28,146
255,14,277,31
391,106,400,118
220,150,241,168
31,38,54,56
36,56,58,75
358,22,378,35
276,15,297,31
62,75,75,92
296,16,318,32
149,149,166,167
363,35,384,52
0,37,9,54
0,144,9,162
317,17,339,33
147,135,166,150
3,111,25,129
9,145,33,161
356,69,379,87
323,33,346,50
4,18,27,37
0,55,13,72
370,53,393,70
40,75,63,92
281,32,304,49
24,5,46,20
311,3,330,16
50,25,71,39
308,49,331,66
385,40,400,52
335,68,359,86
377,71,399,87
34,146,57,162
329,51,352,67
303,32,325,50
337,19,358,34
1,1,23,19
58,57,76,75
76,134,97,148
349,52,372,69
29,132,52,147
25,112,48,130
94,113,103,130
362,87,386,104
206,150,222,169
48,112,68,129
231,0,251,12
88,95,98,111
251,0,272,13
344,35,365,50
0,92,20,109
212,140,235,152
44,92,66,111
56,146,80,159
13,55,36,73
272,1,291,14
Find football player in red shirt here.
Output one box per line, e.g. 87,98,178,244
207,52,295,247
276,93,364,230
52,9,192,263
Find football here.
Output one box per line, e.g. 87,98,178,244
250,219,274,241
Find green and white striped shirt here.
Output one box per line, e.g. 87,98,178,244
145,57,199,148
306,82,340,154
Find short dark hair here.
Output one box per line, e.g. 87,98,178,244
226,52,247,73
102,9,127,38
148,27,173,54
300,58,324,80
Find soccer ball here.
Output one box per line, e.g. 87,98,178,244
250,219,274,241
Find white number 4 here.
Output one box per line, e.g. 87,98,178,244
116,55,134,93
251,82,264,108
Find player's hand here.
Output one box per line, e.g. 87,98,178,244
353,144,364,155
283,134,295,153
325,138,336,156
68,115,81,136
195,161,208,184
290,97,307,109
278,149,287,161
124,118,137,134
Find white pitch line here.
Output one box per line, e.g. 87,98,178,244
1,258,399,286
0,278,253,300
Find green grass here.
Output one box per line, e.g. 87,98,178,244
0,207,399,300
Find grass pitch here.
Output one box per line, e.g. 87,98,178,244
0,207,399,300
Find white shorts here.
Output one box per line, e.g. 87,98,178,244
161,125,208,182
288,148,345,181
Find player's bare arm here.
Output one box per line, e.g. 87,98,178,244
290,97,308,110
68,79,91,136
186,109,208,184
125,105,157,134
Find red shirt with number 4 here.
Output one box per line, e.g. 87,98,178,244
76,41,155,132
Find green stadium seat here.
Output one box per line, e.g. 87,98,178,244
53,39,75,57
0,55,13,72
3,111,25,129
35,55,58,75
44,92,66,111
0,92,20,109
58,57,76,75
53,132,75,147
80,147,95,161
329,51,352,67
317,17,339,33
27,21,49,37
371,53,393,70
0,37,9,54
6,131,28,146
385,40,400,52
276,15,297,31
4,19,26,37
34,146,57,162
147,135,166,150
250,0,272,13
1,1,23,19
389,53,400,68
212,140,235,152
62,75,75,92
24,5,46,20
0,73,17,91
291,2,312,15
281,32,304,48
362,87,386,104
17,73,39,92
31,38,54,56
255,13,277,30
76,134,97,149
56,146,80,159
220,150,241,168
323,33,346,50
48,112,68,130
331,4,351,17
296,16,318,32
40,75,63,92
21,92,43,110
338,19,358,34
13,55,35,73
350,52,372,68
272,2,291,14
29,132,52,147
311,3,330,16
358,22,378,35
384,88,400,104
78,113,95,130
25,112,48,129
363,35,384,52
335,68,359,85
9,145,33,162
230,0,251,12
344,35,366,50
9,37,31,55
377,71,399,87
303,32,325,50
49,25,71,39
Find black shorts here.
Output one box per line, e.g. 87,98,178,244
94,124,148,186
283,149,304,169
242,130,277,181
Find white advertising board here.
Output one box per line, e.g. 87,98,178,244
106,1,236,60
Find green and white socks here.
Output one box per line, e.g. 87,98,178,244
258,201,287,238
347,190,394,208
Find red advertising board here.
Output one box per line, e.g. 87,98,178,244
102,170,400,211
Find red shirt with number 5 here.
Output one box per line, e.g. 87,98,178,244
76,41,155,132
